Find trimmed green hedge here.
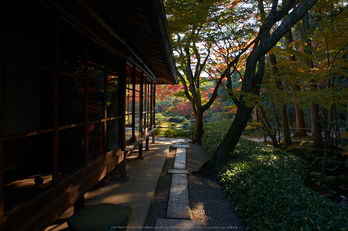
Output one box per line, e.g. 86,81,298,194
164,129,177,137
202,120,348,230
155,128,162,136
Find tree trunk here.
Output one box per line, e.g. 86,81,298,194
193,109,204,145
302,13,323,147
269,53,292,146
285,26,307,136
271,103,282,143
295,104,307,136
311,102,324,147
319,107,329,193
257,104,278,147
195,103,254,178
328,104,334,149
346,78,348,127
177,43,223,146
280,105,292,146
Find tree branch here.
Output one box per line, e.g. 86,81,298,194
177,70,193,102
254,0,319,60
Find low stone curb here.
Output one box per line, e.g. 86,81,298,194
154,141,204,230
168,169,189,174
154,219,205,231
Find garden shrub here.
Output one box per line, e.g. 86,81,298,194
164,129,177,137
175,116,186,122
176,130,188,137
155,128,162,136
202,119,230,155
155,113,165,123
202,120,348,230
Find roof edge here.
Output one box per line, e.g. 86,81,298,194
147,0,178,84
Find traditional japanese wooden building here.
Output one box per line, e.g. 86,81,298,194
0,0,177,230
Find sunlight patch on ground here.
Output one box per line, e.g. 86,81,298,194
191,202,206,223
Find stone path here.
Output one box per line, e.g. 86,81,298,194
154,141,205,230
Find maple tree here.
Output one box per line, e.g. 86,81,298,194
156,81,232,120
262,0,348,144
277,0,348,190
195,0,319,176
156,86,188,118
300,0,348,148
164,0,348,178
165,0,257,144
156,84,184,101
242,0,348,190
165,0,227,144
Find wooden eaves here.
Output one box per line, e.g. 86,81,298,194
87,0,178,84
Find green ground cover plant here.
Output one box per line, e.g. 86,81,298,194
202,120,348,230
164,129,177,137
155,116,194,138
155,128,162,136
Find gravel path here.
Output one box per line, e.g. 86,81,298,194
143,142,245,230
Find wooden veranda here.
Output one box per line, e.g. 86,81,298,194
0,0,177,230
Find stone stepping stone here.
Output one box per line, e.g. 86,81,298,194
168,169,189,174
172,144,190,149
154,219,205,231
171,139,187,144
167,174,191,219
67,203,131,231
174,148,186,169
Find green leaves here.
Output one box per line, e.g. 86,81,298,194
261,1,348,110
164,129,177,137
202,120,348,230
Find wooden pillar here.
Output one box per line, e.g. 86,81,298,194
152,132,156,144
145,138,149,151
143,78,146,134
152,83,156,144
132,66,136,142
103,48,108,164
145,80,150,151
119,58,127,177
52,14,60,195
0,14,4,230
150,82,154,129
74,195,85,213
84,36,90,172
138,73,144,159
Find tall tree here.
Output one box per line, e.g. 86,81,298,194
284,28,307,136
305,0,348,189
269,53,292,146
165,0,255,144
257,103,278,147
165,0,225,144
197,0,319,177
302,12,324,147
262,0,348,148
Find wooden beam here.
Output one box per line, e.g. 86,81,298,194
84,36,90,173
112,28,159,50
53,13,60,195
138,72,144,159
89,1,149,28
103,47,108,167
132,65,136,141
119,58,127,177
152,83,156,144
0,12,4,231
